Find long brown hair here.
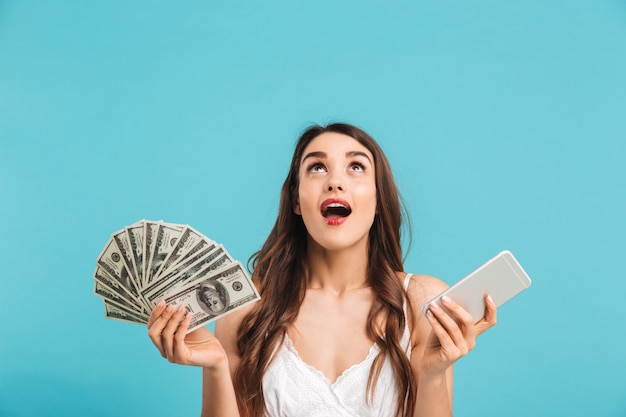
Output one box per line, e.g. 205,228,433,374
234,123,416,417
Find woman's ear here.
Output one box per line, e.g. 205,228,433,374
292,188,301,215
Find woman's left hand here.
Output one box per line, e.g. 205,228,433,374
420,294,497,377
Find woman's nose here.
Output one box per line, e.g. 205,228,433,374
326,177,344,192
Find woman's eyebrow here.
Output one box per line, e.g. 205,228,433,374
347,151,372,164
302,151,327,163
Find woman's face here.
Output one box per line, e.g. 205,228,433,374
295,132,377,252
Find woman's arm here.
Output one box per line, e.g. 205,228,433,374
405,275,497,417
147,301,253,417
200,356,240,417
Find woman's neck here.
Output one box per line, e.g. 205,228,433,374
304,239,369,294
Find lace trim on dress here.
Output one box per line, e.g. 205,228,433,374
283,333,380,387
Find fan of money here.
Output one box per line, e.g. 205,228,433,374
93,220,260,333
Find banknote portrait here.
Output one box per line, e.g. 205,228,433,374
197,282,229,315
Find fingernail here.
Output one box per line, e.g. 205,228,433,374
430,302,441,311
166,304,174,312
176,304,186,312
156,300,165,307
487,294,494,303
441,295,452,305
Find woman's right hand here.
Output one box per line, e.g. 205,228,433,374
147,300,227,370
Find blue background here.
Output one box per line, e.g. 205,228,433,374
1,1,625,416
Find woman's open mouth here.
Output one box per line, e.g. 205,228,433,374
321,199,351,225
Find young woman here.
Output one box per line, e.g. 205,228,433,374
147,123,497,417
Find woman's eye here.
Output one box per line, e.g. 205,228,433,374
308,163,326,173
350,162,365,172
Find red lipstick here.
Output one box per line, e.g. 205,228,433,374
320,198,352,226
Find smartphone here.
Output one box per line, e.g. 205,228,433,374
421,250,532,323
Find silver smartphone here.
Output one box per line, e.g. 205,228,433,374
421,250,532,323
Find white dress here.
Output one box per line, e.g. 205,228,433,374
262,274,413,417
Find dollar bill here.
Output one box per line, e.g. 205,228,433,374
96,237,139,299
94,280,147,315
161,244,227,285
141,241,217,301
155,225,213,278
125,222,145,285
111,227,142,295
111,228,134,272
145,222,184,287
143,245,232,306
163,261,260,333
104,300,148,324
142,220,161,286
160,243,219,283
93,266,148,314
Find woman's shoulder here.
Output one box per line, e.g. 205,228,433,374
398,272,449,310
398,272,450,346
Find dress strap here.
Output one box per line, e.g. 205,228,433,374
403,272,412,291
401,272,413,355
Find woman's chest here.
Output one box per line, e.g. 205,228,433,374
288,290,378,383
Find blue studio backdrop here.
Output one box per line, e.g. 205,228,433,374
1,1,625,416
